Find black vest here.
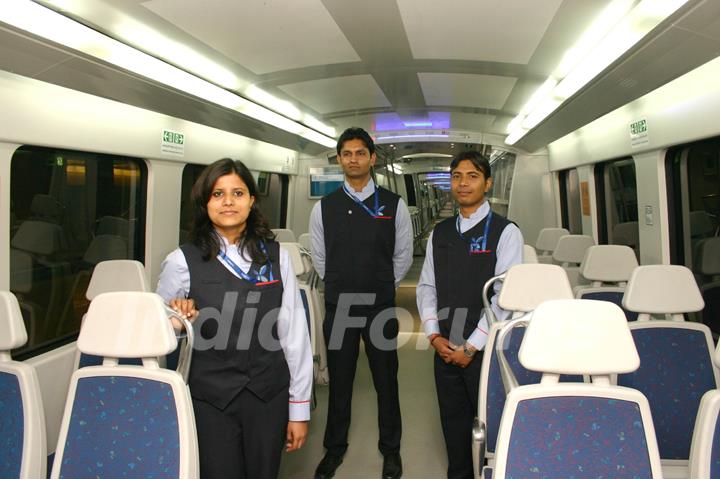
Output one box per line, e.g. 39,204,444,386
181,241,290,410
433,210,511,344
321,185,399,306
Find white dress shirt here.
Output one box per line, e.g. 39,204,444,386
416,201,524,350
308,179,414,286
156,235,313,421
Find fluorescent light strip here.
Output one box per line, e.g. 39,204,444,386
505,0,689,146
0,0,336,148
376,134,449,141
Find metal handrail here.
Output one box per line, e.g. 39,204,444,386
481,273,506,325
165,306,194,384
495,316,530,394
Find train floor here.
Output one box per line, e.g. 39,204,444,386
278,332,448,478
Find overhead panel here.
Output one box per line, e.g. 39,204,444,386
142,0,360,74
418,73,516,110
397,0,563,64
278,74,391,114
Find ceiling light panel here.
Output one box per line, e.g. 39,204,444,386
142,0,360,75
397,0,563,63
279,75,391,114
418,73,517,109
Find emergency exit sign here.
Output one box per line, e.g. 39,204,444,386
161,129,185,157
630,118,649,147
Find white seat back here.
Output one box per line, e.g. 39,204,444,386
534,227,568,263
689,389,720,479
272,228,296,243
623,265,704,321
522,244,538,264
51,292,198,479
85,260,149,300
0,291,47,479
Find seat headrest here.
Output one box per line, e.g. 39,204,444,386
535,228,569,252
519,299,639,375
522,244,538,264
696,237,720,276
10,249,33,294
83,235,129,265
0,291,28,351
280,242,306,276
298,233,311,252
77,292,177,358
623,265,704,314
30,194,63,223
552,235,595,264
86,260,149,300
612,221,639,247
96,216,130,237
11,220,67,255
498,264,573,312
272,228,296,243
580,245,638,282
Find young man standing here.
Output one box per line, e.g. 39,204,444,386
416,151,523,479
309,127,413,479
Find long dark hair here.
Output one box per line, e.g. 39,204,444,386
189,158,275,263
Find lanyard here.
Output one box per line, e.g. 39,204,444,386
217,241,277,285
456,210,493,254
342,184,388,218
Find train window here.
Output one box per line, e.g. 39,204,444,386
178,164,288,245
488,150,516,217
667,138,720,274
594,158,639,256
559,168,583,234
9,146,147,358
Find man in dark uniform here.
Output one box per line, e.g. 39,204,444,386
416,151,523,479
309,127,413,479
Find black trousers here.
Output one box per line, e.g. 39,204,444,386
322,301,402,456
193,387,289,479
434,350,484,479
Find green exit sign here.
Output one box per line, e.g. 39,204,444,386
630,119,647,135
163,130,184,145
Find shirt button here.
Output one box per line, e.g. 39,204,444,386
348,210,353,214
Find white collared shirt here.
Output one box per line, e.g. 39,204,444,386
416,201,524,350
308,178,414,286
156,234,313,421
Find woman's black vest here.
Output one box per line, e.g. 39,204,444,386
181,241,290,410
321,186,399,307
432,211,511,345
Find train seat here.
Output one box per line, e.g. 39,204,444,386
9,249,41,348
474,264,574,471
688,387,720,478
613,221,640,256
575,245,639,320
280,242,327,385
485,299,662,479
695,236,720,334
533,227,568,263
551,234,595,287
0,291,47,479
272,228,297,242
298,232,311,252
521,244,538,263
74,260,150,369
50,292,198,479
618,265,716,477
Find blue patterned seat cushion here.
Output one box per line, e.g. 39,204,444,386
506,396,652,478
58,376,180,477
487,327,582,454
579,291,639,321
618,327,716,459
0,372,23,479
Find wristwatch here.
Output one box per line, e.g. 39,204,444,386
463,343,476,358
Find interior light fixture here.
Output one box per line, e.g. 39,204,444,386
376,134,449,141
0,0,337,149
505,0,689,146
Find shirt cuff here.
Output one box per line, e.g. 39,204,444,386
289,400,311,421
466,316,489,350
422,318,441,338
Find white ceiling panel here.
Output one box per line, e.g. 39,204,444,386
418,73,517,109
449,112,496,131
142,0,360,74
397,0,563,64
279,75,391,114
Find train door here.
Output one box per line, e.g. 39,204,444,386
594,157,639,257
